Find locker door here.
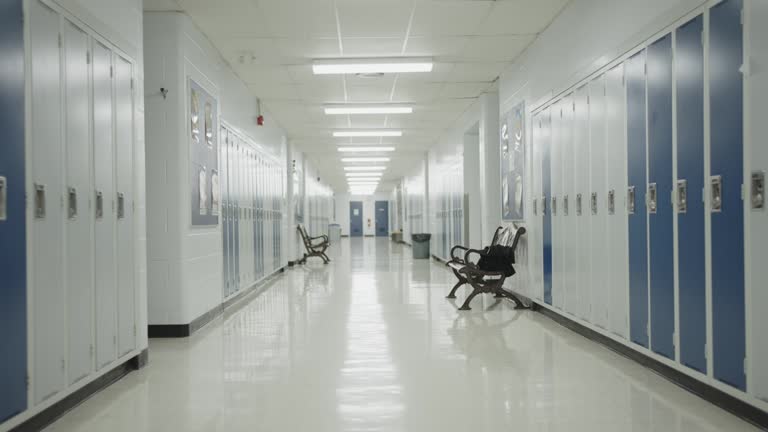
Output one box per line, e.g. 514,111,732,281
563,94,577,316
550,100,563,309
572,87,589,319
542,108,553,305
531,114,543,301
115,55,135,357
606,63,630,339
709,0,745,391
92,41,117,369
589,76,608,329
221,128,229,297
675,15,707,373
0,0,27,420
30,1,66,403
233,143,240,290
627,50,650,348
227,135,235,295
63,21,94,384
648,33,675,360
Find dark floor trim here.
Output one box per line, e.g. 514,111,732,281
149,268,287,338
11,349,148,432
535,304,768,430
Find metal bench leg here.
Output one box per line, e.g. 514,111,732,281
458,289,482,311
446,280,465,299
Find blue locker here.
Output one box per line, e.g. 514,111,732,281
627,51,650,348
542,109,553,305
0,0,27,421
647,34,675,359
709,0,745,391
675,15,707,373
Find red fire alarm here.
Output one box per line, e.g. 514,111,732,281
257,115,264,126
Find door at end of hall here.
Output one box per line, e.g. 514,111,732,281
375,201,389,237
350,201,363,237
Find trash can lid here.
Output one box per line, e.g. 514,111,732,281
411,233,432,242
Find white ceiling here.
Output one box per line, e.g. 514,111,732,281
144,0,570,193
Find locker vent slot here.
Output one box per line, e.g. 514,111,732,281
608,190,616,215
591,192,598,215
628,186,636,214
576,193,582,216
751,171,764,210
710,176,722,213
95,191,104,219
677,180,688,213
648,183,658,214
34,183,46,219
0,176,6,221
117,192,125,219
68,187,78,219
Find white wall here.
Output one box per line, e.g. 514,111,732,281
144,12,289,326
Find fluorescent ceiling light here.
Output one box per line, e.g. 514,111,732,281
313,58,433,75
346,177,381,182
334,130,402,138
348,181,379,185
341,157,390,163
346,172,383,177
338,147,396,153
344,166,386,171
324,105,413,115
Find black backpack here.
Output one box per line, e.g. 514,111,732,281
477,245,516,277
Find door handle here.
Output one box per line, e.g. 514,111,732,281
0,176,6,221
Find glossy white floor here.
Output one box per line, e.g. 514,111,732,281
46,238,758,432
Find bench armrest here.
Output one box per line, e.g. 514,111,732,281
450,245,470,261
463,248,489,266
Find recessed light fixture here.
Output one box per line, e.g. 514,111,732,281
341,157,390,163
312,58,433,75
344,166,386,171
324,105,413,115
334,130,402,138
346,172,384,177
338,147,396,153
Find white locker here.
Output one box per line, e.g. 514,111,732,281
531,114,544,301
551,99,564,310
747,0,768,401
92,41,117,369
562,94,577,316
589,75,609,329
606,64,630,338
573,86,591,320
115,55,135,357
63,20,94,385
30,0,66,403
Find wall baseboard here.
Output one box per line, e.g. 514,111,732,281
148,267,287,338
10,349,148,432
535,303,768,430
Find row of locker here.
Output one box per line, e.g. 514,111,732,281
3,0,139,414
219,124,285,300
305,180,333,237
529,0,751,393
431,161,465,260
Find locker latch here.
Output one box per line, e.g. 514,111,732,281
68,187,78,220
117,193,125,219
0,176,6,221
677,180,688,214
648,183,658,214
628,186,636,215
608,189,616,215
95,191,104,219
751,171,765,211
711,176,723,213
563,195,569,216
34,183,46,219
576,193,583,216
591,192,598,215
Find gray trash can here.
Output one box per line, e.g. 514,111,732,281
411,233,432,259
328,224,342,244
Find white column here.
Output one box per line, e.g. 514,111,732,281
479,91,501,244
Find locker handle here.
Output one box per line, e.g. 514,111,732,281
563,195,569,216
95,190,104,219
608,189,616,215
591,192,598,215
117,192,125,219
68,187,78,220
576,193,583,216
627,186,636,215
542,195,547,215
0,176,6,221
533,198,538,216
34,183,46,219
751,171,765,211
710,176,722,213
552,196,557,216
648,183,658,214
677,180,688,214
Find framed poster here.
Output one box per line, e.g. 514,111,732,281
501,101,525,221
189,79,219,226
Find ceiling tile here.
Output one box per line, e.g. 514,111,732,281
341,37,405,57
409,1,493,37
477,0,570,36
456,35,533,61
336,0,413,38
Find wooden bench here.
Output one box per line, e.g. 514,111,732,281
445,225,527,311
297,224,330,264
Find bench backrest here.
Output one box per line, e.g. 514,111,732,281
297,224,312,247
489,226,505,246
495,224,526,257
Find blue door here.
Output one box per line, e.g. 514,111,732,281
375,201,389,237
542,111,553,305
626,51,650,348
0,0,28,421
647,34,675,360
350,201,363,237
710,0,745,391
676,15,707,374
